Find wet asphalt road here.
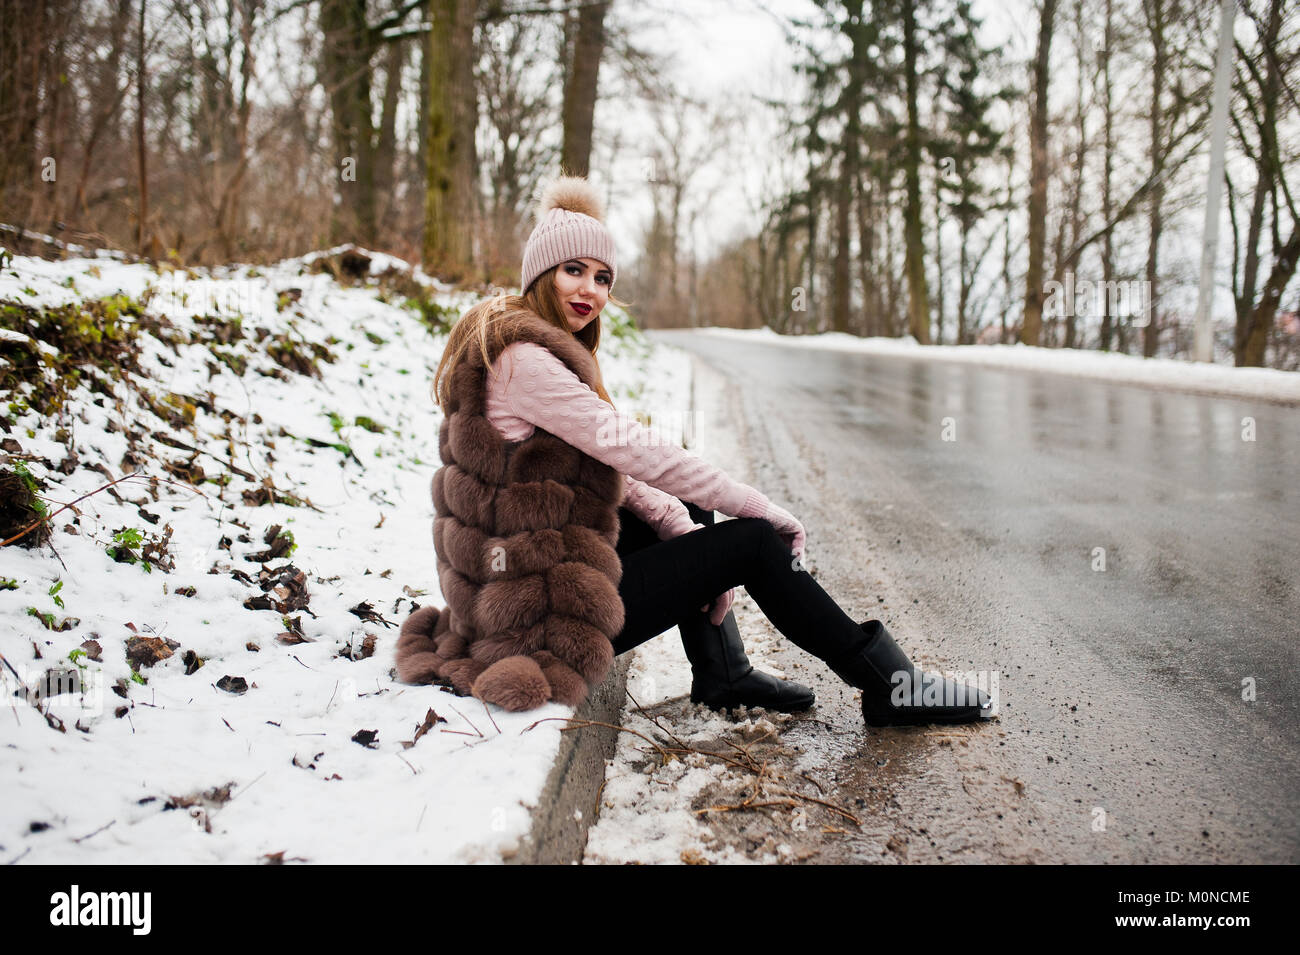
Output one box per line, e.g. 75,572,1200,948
653,329,1300,864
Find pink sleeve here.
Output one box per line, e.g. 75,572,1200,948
623,474,701,540
497,341,768,518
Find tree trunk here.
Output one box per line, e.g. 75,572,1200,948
214,1,257,262
320,0,377,244
806,174,818,334
958,209,971,344
135,0,150,256
857,171,880,337
885,178,902,336
832,152,852,334
0,0,51,217
41,6,71,231
72,0,132,222
423,0,478,279
1002,151,1013,343
1234,0,1283,366
375,38,407,235
1099,0,1115,351
1063,0,1088,349
1021,0,1057,347
560,0,607,178
1143,0,1166,358
901,0,932,344
834,0,865,337
934,168,945,344
415,1,430,202
1242,225,1300,365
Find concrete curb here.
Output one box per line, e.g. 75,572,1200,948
505,653,631,864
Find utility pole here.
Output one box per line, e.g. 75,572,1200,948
1193,0,1235,362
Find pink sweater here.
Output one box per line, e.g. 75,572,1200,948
484,340,769,540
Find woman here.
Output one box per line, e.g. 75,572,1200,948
395,174,992,727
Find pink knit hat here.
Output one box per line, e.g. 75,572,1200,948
520,174,617,293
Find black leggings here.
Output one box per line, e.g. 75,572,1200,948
612,500,867,665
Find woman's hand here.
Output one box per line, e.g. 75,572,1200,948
736,486,807,561
762,501,806,561
700,588,735,626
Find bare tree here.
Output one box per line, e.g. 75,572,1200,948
1097,0,1119,350
423,0,479,278
559,0,608,178
1021,0,1057,347
477,14,561,284
633,91,728,328
0,0,83,226
901,0,932,343
1229,0,1298,366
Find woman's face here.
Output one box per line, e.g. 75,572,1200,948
553,257,612,333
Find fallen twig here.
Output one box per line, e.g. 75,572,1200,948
696,784,862,827
72,819,116,843
446,703,483,738
1,470,141,546
0,469,207,547
0,650,66,733
480,699,500,735
524,715,674,766
150,430,256,481
624,686,691,752
229,772,265,801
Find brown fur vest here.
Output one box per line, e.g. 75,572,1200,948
394,306,625,711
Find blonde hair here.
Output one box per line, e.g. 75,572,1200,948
431,264,630,415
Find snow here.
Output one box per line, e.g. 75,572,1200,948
582,601,799,866
0,242,675,864
696,326,1300,403
0,223,130,261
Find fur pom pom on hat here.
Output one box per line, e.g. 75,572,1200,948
520,174,617,294
534,174,606,222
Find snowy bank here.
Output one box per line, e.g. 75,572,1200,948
696,326,1300,404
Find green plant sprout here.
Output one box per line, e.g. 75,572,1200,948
106,527,152,573
12,461,49,522
26,607,56,629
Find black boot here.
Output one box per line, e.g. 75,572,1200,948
826,619,993,726
679,608,815,713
